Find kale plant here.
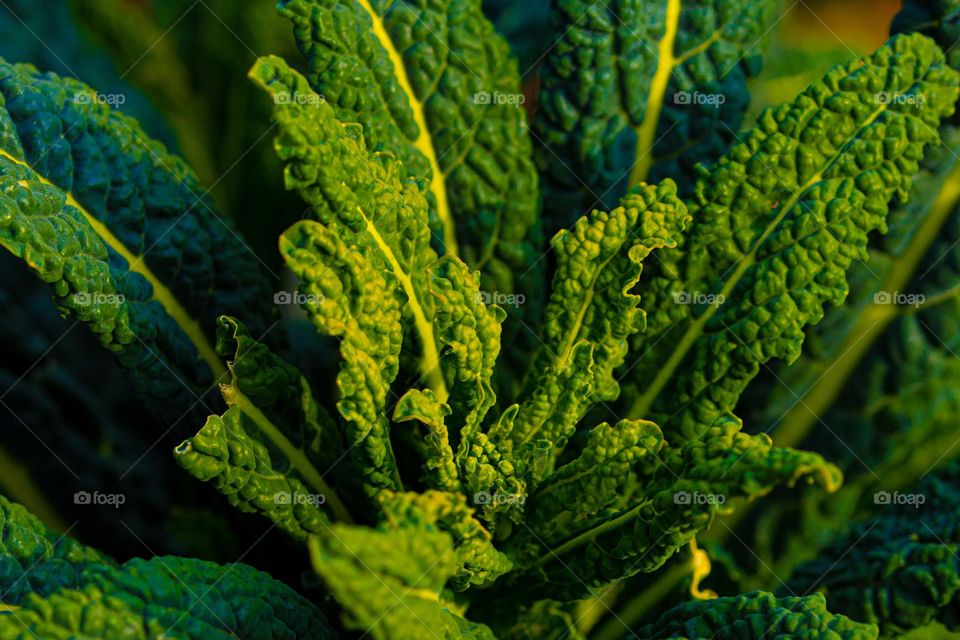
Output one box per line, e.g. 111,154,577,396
0,0,958,638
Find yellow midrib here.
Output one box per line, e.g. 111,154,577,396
222,385,355,523
358,206,448,402
554,248,619,367
627,104,887,420
773,158,960,450
702,161,960,557
629,0,681,186
518,244,626,446
536,499,648,565
356,0,458,256
556,232,674,369
0,148,226,382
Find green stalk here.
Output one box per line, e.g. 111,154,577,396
224,386,356,523
592,561,692,640
628,105,888,420
702,149,960,564
774,159,960,449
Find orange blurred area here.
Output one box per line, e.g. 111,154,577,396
782,0,902,51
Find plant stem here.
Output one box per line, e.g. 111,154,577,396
225,386,355,523
592,560,692,640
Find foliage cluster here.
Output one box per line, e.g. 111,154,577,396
0,1,959,638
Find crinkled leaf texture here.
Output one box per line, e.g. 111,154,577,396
510,180,688,458
723,138,960,593
893,0,960,73
788,461,960,636
0,494,335,639
500,415,841,602
0,495,108,604
378,490,512,590
252,54,435,497
718,2,960,595
738,0,960,455
175,315,352,535
637,591,878,639
625,33,960,442
244,48,832,612
534,0,777,226
309,520,495,639
449,180,688,528
277,0,542,307
0,58,272,420
251,55,514,520
242,30,941,612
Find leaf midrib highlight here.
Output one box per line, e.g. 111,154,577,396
358,206,448,402
357,0,459,257
629,0,681,186
628,103,888,420
0,148,226,382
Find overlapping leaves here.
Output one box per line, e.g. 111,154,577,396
534,0,777,227
277,0,542,307
624,33,960,444
0,494,335,639
1,4,959,640
788,461,960,637
0,58,273,421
